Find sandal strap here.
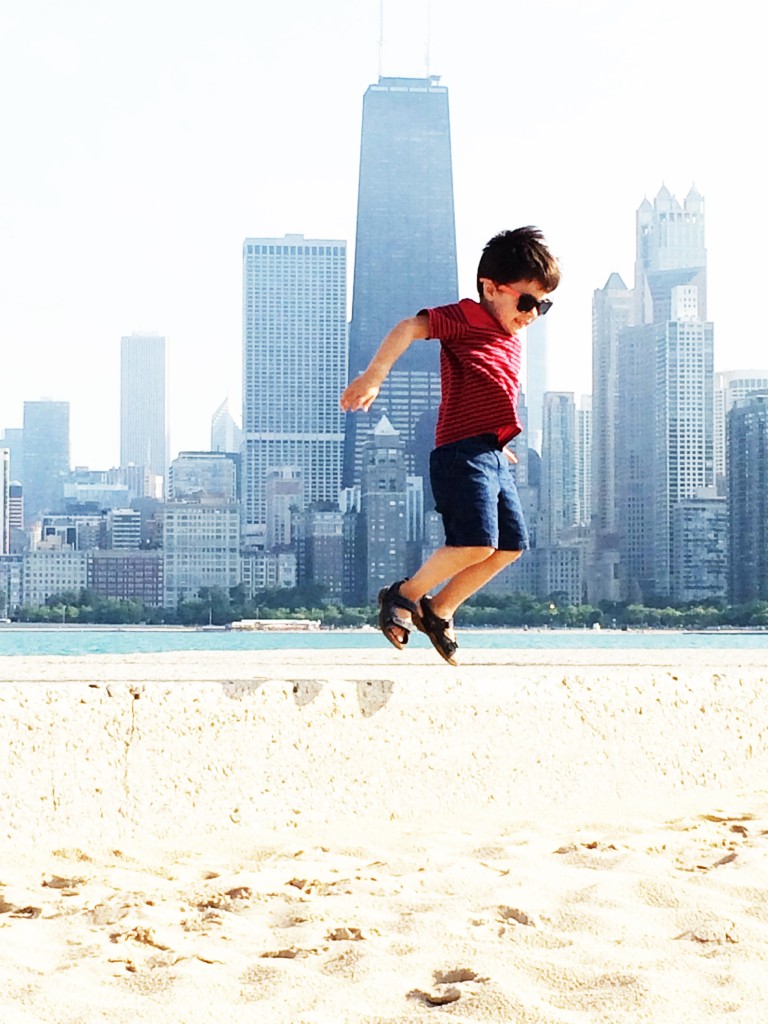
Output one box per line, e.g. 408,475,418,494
419,596,459,659
384,580,419,616
420,595,453,630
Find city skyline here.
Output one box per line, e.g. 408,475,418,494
0,0,761,468
3,179,767,611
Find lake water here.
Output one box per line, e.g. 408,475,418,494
0,626,764,658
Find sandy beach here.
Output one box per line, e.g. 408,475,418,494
2,645,768,1023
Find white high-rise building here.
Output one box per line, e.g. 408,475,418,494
541,392,577,547
523,316,549,455
242,235,347,528
652,288,715,597
713,369,768,492
0,448,9,555
120,334,168,485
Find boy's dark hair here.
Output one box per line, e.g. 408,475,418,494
476,226,560,297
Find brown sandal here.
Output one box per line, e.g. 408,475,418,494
416,596,459,666
377,580,419,650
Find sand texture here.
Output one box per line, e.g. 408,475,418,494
1,645,768,1022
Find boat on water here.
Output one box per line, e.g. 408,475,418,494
229,618,321,632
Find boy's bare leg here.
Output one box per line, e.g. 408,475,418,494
387,546,495,643
383,548,523,645
431,549,523,622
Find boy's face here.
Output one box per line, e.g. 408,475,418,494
479,278,553,334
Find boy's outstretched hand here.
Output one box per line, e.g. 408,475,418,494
340,373,382,413
339,314,429,414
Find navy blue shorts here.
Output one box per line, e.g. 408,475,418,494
429,434,529,551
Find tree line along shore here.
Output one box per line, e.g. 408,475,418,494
4,584,768,631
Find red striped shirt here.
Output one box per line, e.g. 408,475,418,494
423,299,522,449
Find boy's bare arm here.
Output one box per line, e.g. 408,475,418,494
340,314,430,412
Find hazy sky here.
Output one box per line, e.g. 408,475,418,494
0,0,763,468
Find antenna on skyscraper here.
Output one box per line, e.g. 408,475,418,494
378,0,384,79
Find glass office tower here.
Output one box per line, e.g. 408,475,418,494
344,76,459,489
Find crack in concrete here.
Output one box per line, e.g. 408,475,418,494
122,689,139,794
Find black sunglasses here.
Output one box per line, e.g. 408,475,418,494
517,293,552,316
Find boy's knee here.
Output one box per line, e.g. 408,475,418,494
494,548,523,566
452,545,495,561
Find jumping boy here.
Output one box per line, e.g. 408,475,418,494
340,226,560,665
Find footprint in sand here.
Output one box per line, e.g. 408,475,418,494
327,926,365,941
408,967,487,1006
42,874,88,896
6,904,43,919
196,885,253,912
110,925,171,951
498,906,536,927
672,815,750,872
90,900,131,927
675,918,739,944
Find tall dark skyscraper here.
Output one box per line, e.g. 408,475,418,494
344,75,459,488
728,392,768,603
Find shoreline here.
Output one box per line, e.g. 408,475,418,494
2,620,768,634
